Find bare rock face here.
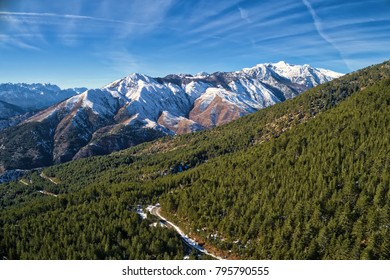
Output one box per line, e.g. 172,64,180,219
157,111,205,134
190,95,247,128
0,62,342,174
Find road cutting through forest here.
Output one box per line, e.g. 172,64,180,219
148,204,223,260
39,172,58,185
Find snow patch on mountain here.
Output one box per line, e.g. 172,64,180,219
268,61,343,87
185,81,210,100
81,89,121,118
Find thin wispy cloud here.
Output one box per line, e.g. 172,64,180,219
301,0,334,45
0,11,149,27
301,0,349,69
189,1,303,43
169,0,242,27
238,7,250,23
1,9,170,58
98,48,141,75
0,13,47,50
0,0,389,88
0,34,41,51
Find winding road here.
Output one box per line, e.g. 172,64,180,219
37,190,58,197
40,172,58,185
148,204,223,260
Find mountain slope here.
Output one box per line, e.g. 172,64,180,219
0,62,342,173
0,100,34,132
0,100,26,119
160,74,390,259
0,60,388,260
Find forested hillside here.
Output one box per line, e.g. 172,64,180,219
0,61,389,259
160,74,390,259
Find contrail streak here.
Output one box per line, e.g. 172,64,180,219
302,0,350,70
0,11,147,26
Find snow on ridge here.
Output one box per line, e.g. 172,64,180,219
194,72,209,78
197,87,257,112
95,61,342,130
81,89,122,117
185,81,210,100
267,61,343,86
237,61,343,87
159,111,187,127
18,60,343,136
102,61,342,107
316,67,344,79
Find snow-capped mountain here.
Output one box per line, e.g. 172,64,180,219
0,62,342,173
0,83,87,110
98,61,341,131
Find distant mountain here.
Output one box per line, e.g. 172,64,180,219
0,83,86,131
0,83,87,110
0,62,342,173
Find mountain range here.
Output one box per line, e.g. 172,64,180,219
0,61,342,174
0,83,87,111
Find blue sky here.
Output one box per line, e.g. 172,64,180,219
0,0,389,88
